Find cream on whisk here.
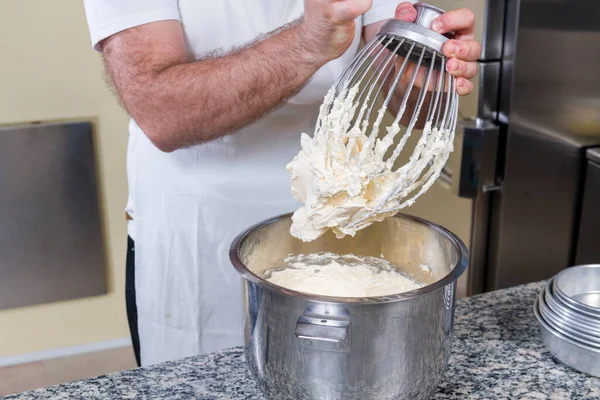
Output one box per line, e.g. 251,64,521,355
287,83,454,242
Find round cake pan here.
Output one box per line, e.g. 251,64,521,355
554,265,600,317
535,292,600,378
538,291,600,346
544,282,600,331
544,292,600,337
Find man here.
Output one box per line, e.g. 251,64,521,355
84,0,480,367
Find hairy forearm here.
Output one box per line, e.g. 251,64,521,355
103,21,322,152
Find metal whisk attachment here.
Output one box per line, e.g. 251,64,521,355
327,2,460,230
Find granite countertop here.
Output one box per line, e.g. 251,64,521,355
5,281,600,399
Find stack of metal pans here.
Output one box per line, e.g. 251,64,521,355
534,264,600,377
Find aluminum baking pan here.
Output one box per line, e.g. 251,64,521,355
554,265,600,317
544,281,600,332
534,292,600,378
538,290,600,346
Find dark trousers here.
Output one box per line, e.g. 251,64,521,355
125,235,142,367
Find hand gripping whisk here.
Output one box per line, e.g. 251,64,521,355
288,2,460,241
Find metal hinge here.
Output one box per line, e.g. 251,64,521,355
481,180,503,193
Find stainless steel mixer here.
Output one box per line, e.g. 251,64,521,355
230,213,468,400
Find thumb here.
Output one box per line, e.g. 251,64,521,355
395,2,417,22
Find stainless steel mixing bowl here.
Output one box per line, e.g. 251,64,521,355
230,213,468,400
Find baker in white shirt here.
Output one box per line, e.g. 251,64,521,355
83,0,480,367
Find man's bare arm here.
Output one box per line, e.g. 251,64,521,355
100,0,374,152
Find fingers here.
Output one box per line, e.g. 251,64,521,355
431,8,475,40
446,58,478,79
456,77,473,96
394,2,417,22
435,8,478,96
443,39,481,62
392,5,478,96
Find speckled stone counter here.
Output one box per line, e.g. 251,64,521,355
5,281,600,399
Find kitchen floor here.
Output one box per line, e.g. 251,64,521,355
0,346,136,397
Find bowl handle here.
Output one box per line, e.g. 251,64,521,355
294,311,351,353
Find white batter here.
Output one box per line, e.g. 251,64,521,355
264,252,424,297
287,83,454,242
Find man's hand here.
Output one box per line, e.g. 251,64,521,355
395,2,480,96
301,0,373,64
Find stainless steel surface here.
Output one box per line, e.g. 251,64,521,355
554,265,600,314
534,292,600,378
474,62,501,121
294,311,352,353
465,121,500,296
484,109,599,290
588,147,600,165
230,213,468,400
497,0,518,125
0,121,108,310
485,0,600,291
576,153,600,265
478,0,506,61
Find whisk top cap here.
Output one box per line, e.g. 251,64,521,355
413,2,446,30
376,1,453,58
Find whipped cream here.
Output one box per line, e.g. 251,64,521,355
264,252,424,297
287,84,454,242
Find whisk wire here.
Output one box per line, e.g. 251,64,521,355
386,50,436,167
334,37,383,94
358,40,404,119
358,41,416,161
434,60,446,127
347,37,393,92
362,41,405,123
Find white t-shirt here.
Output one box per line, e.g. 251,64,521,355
83,0,406,366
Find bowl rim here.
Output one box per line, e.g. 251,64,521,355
229,212,469,304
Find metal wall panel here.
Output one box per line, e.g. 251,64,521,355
0,121,108,310
486,0,600,291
